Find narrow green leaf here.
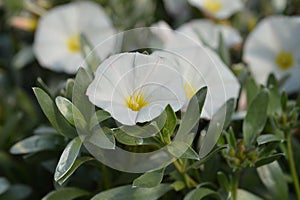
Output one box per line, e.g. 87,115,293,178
217,33,231,66
257,134,283,145
57,157,94,185
245,77,260,107
55,96,86,128
10,135,64,154
255,153,284,167
72,68,94,123
133,168,164,188
180,146,200,160
217,172,230,192
161,105,177,143
86,127,115,149
91,184,172,200
42,187,89,200
89,110,111,129
188,145,227,170
80,34,101,73
243,90,269,146
54,137,82,182
0,177,10,195
257,161,289,200
184,187,221,200
177,87,207,139
114,129,143,146
172,181,185,191
12,45,34,69
65,79,75,100
236,189,263,200
225,127,236,148
200,99,235,158
33,87,76,138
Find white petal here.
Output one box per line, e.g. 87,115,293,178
33,1,115,74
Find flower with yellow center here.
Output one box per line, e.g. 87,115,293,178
187,0,243,19
203,0,222,14
86,52,186,125
33,1,115,74
153,45,240,119
66,34,81,53
244,16,300,93
275,51,293,70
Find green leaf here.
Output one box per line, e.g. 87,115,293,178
243,90,269,146
33,87,76,138
55,96,86,128
267,74,281,115
245,77,259,106
199,99,235,158
89,110,111,129
0,184,31,200
217,33,231,66
217,172,229,192
65,79,75,100
236,189,263,200
180,146,200,160
10,135,64,154
12,45,34,69
257,134,283,145
133,168,164,188
54,137,82,182
41,187,89,200
188,145,227,169
225,127,236,148
172,181,185,191
177,87,207,139
160,105,177,144
184,187,221,200
257,161,288,200
91,184,172,200
113,129,143,146
57,156,94,185
86,127,115,149
80,34,101,73
0,177,10,195
72,68,94,123
255,153,284,167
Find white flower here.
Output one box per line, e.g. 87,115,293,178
243,16,300,93
33,1,116,74
177,19,242,49
187,0,243,19
86,52,186,126
151,20,242,50
153,45,240,119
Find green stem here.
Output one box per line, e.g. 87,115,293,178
286,134,300,200
231,171,240,200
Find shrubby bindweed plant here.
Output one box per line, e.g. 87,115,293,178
2,0,300,200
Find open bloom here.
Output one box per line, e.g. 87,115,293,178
154,45,240,119
187,0,243,19
177,19,242,49
243,16,300,93
86,52,186,125
33,1,115,74
151,20,241,50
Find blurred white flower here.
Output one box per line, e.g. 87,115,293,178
86,52,186,126
151,20,242,50
243,16,300,93
187,0,243,19
177,19,242,49
33,1,116,74
154,45,240,119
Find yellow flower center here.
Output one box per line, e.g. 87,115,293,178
67,34,81,53
184,83,197,99
204,0,222,14
126,93,148,111
275,51,293,70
